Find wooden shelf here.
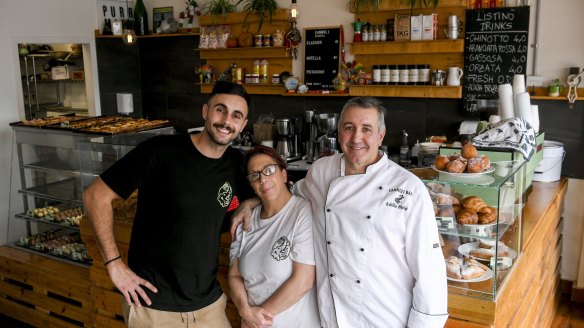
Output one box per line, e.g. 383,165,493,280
529,87,584,101
350,39,465,55
282,92,350,97
349,85,462,98
199,83,285,95
94,30,199,39
199,9,289,26
198,46,288,59
349,0,467,12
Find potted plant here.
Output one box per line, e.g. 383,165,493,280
236,0,279,33
548,79,563,97
205,0,237,24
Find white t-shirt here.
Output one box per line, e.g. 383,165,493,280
230,196,320,328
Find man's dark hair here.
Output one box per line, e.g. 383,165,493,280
210,80,253,114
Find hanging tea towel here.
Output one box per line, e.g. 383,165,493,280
472,117,536,160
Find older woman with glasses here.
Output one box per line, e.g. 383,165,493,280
228,146,320,328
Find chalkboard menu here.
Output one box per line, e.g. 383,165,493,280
304,27,341,91
462,7,530,113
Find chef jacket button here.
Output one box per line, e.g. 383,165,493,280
327,241,332,245
366,215,371,219
330,273,334,277
379,186,383,190
356,280,361,283
360,248,364,252
327,209,331,212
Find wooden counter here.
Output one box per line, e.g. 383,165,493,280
0,179,567,327
446,179,568,327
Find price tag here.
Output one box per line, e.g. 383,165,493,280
490,256,513,269
436,217,454,232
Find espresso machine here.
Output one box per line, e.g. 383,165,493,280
275,118,301,162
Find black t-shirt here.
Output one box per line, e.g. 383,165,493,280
100,133,251,312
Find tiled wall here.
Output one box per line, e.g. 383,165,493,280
95,37,583,179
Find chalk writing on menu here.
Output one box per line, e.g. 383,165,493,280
462,7,530,113
304,27,341,91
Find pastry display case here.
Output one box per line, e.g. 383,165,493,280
411,151,527,301
7,122,174,266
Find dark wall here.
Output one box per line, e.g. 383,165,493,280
95,36,584,179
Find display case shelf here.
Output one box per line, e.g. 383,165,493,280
22,160,80,176
8,242,90,268
15,212,81,231
18,178,83,206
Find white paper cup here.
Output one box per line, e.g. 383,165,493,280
489,115,501,125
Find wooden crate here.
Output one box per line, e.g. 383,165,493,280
0,246,94,327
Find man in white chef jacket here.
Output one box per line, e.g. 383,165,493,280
234,97,448,328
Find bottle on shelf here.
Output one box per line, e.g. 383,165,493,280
134,0,148,35
399,130,410,167
411,139,420,166
259,59,269,84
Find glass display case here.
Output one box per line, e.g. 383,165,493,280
410,154,527,301
7,125,174,267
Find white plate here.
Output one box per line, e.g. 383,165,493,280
432,165,495,178
458,242,518,260
438,172,495,186
446,262,494,283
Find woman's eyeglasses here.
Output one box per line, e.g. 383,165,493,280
247,164,279,183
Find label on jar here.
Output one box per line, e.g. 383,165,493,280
272,74,280,84
254,35,263,47
390,67,400,83
409,67,419,83
399,68,409,84
381,66,390,83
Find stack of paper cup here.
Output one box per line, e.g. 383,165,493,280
531,105,540,133
514,92,532,126
512,74,526,96
498,84,514,120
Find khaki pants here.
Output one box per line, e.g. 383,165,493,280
122,294,231,328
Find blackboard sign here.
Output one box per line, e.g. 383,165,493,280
462,7,530,113
304,27,341,91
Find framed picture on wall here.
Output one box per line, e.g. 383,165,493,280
153,7,173,32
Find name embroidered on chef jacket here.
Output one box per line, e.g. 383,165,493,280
385,187,412,211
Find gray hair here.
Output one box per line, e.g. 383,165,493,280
338,97,387,133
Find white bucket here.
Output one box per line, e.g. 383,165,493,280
533,141,565,182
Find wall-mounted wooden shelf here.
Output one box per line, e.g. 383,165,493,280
349,85,462,99
199,9,289,26
282,92,350,97
350,39,465,55
94,30,199,39
198,46,288,60
199,83,285,95
349,0,467,12
529,87,584,101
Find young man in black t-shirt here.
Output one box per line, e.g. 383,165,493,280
83,81,253,327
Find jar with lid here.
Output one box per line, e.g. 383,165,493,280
259,59,269,84
362,25,370,42
251,73,260,84
372,25,380,42
262,34,272,47
399,65,410,85
418,64,430,85
252,59,260,75
381,65,390,85
390,65,400,85
408,65,419,85
254,34,263,47
372,65,381,84
272,73,280,84
380,24,387,41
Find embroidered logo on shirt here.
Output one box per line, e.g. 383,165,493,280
217,182,233,208
385,187,412,211
270,236,291,261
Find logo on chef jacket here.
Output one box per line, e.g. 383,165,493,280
270,236,291,261
217,182,233,208
385,187,412,211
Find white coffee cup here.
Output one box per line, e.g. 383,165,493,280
489,115,501,125
447,67,463,86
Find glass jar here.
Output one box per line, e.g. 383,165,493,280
272,74,280,84
408,65,419,85
390,65,400,85
399,65,410,85
380,24,387,41
372,65,381,84
418,64,430,85
262,34,272,47
381,65,390,84
373,25,380,42
259,59,269,84
254,35,263,47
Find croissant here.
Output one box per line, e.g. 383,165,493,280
478,207,498,224
462,196,490,214
446,256,462,279
456,208,479,224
